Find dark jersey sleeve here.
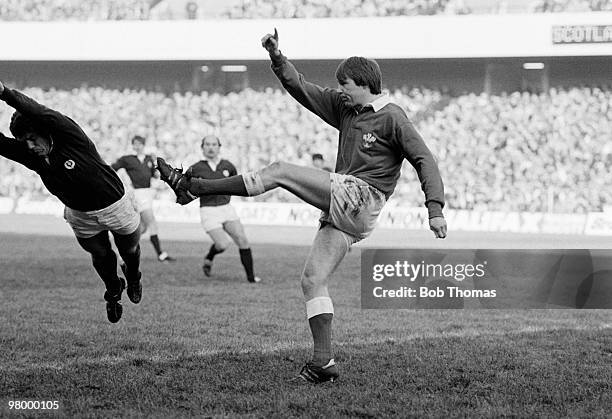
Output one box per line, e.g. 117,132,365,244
228,161,238,176
0,87,84,142
111,156,126,171
188,161,203,177
270,53,344,130
396,121,445,218
0,132,38,170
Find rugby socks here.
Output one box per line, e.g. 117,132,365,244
121,243,141,282
150,235,162,256
191,175,248,196
205,244,225,261
92,250,121,294
306,297,334,367
190,172,265,197
239,248,255,282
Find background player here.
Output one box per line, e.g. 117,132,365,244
112,135,175,263
188,135,260,283
156,29,447,383
0,81,142,323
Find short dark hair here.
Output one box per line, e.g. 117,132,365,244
201,135,221,147
311,153,324,161
131,135,146,145
9,111,41,138
335,57,382,94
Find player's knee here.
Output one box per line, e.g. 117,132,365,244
235,235,249,248
147,223,158,236
115,234,140,255
214,241,230,253
89,244,113,260
262,160,287,176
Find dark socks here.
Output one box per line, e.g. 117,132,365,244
309,313,333,366
205,244,225,261
191,175,248,196
92,251,120,293
150,234,162,256
119,244,141,282
239,248,255,282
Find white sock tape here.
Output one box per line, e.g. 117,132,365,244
242,171,266,196
306,296,334,319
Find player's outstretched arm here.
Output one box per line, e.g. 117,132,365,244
0,81,77,134
260,29,342,129
0,131,37,168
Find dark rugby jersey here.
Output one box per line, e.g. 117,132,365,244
188,159,237,207
270,53,445,218
0,88,124,211
112,155,156,189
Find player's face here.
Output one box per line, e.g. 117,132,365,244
202,138,220,159
338,77,369,106
132,141,145,154
22,132,51,158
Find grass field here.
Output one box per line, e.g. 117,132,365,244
1,221,611,417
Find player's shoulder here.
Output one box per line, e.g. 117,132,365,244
383,103,410,119
220,158,236,167
190,160,207,170
117,154,135,162
379,103,416,130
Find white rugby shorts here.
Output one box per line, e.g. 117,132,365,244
200,204,240,232
133,187,154,212
64,191,140,238
319,173,386,246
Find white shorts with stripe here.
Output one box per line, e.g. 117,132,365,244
64,191,141,239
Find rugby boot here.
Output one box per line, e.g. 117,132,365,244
299,359,339,383
156,158,197,205
121,263,142,304
104,277,126,323
203,259,213,277
158,252,176,263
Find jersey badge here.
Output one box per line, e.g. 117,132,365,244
362,133,377,149
64,160,76,169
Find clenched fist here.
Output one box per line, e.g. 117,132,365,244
261,28,279,56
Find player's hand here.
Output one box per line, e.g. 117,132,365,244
261,28,279,55
429,216,447,239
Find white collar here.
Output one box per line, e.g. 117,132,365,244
366,94,392,112
205,158,221,171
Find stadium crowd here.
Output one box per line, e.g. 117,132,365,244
0,85,610,213
530,0,612,12
221,0,471,19
0,0,609,21
0,0,151,21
